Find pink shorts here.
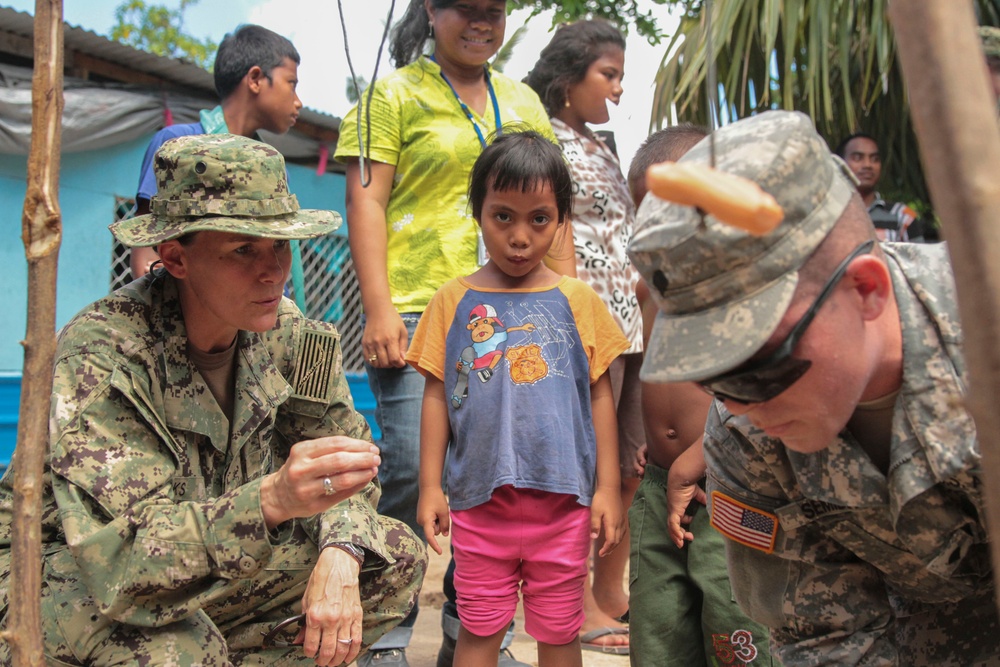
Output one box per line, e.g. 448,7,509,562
450,485,591,645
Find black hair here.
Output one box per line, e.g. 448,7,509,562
469,128,573,224
627,124,708,203
214,25,300,100
833,132,878,159
390,0,452,68
524,20,627,117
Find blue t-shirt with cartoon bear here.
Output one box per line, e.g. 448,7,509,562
406,276,629,511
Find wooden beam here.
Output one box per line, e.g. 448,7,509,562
70,51,184,87
887,0,1000,615
0,30,34,61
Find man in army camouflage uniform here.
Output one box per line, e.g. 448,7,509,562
628,111,999,665
0,134,426,665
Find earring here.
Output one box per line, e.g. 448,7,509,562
428,21,435,39
565,99,571,108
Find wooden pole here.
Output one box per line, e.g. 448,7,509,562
2,0,63,663
886,0,1000,612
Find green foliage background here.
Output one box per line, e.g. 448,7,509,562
650,0,1000,222
110,0,216,69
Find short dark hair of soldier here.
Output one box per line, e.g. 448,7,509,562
215,23,301,100
0,133,426,665
628,110,997,665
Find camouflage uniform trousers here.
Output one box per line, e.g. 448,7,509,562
0,520,426,666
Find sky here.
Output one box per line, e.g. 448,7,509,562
4,0,680,174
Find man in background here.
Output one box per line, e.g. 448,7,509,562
834,133,921,242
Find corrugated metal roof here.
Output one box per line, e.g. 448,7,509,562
0,5,339,132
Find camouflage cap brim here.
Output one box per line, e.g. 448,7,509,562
110,208,341,247
640,271,797,383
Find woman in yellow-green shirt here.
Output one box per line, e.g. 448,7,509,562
334,1,557,665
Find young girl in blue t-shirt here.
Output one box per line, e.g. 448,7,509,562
406,130,629,667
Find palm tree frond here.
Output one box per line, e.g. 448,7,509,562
648,0,1000,216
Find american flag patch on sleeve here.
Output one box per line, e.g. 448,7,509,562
710,491,779,554
291,328,339,403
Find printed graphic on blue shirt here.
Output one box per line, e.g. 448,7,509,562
442,286,598,511
451,302,541,408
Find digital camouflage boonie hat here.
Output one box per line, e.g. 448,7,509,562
110,134,341,247
627,110,857,383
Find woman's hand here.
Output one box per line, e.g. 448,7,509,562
297,546,364,666
260,437,380,529
344,160,405,370
363,307,409,369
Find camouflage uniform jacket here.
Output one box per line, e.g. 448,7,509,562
0,271,392,628
704,243,994,665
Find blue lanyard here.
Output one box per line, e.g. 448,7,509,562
430,56,502,148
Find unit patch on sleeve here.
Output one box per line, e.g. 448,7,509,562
711,490,779,554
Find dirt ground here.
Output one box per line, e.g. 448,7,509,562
402,533,630,667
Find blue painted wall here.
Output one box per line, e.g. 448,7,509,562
0,134,378,467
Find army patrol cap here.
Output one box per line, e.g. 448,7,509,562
981,26,1000,59
627,110,857,383
111,134,341,247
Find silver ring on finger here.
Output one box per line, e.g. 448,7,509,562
323,477,334,496
337,638,354,645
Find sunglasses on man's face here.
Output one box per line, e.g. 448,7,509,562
697,239,876,405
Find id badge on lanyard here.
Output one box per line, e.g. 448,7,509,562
431,57,502,267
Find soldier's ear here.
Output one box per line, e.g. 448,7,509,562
846,255,892,322
157,240,188,279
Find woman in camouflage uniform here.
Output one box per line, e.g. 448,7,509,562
0,134,426,666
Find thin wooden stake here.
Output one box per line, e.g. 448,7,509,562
2,0,63,664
